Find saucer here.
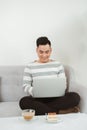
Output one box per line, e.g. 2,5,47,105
46,117,62,123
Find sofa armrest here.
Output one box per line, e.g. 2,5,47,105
64,65,87,113
69,81,87,113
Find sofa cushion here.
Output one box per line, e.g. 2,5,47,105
0,66,27,102
0,102,22,117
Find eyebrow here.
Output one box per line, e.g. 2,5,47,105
39,50,50,52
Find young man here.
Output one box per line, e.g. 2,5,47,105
19,37,80,115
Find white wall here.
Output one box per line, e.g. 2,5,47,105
0,0,87,86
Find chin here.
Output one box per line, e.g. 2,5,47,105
42,60,49,63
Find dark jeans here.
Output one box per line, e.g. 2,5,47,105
19,92,80,115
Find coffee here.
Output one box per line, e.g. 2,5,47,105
23,112,34,120
22,109,35,120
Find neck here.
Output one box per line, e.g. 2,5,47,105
36,59,53,63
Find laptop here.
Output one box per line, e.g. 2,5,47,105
32,77,67,98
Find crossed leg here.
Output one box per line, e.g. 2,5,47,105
19,92,80,115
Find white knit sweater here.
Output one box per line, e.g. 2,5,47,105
23,60,66,96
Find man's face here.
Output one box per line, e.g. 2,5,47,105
36,44,52,63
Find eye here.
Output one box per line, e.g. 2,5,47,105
46,50,49,54
39,50,43,54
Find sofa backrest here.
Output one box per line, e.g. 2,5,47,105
0,66,27,102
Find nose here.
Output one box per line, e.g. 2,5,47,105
43,53,47,57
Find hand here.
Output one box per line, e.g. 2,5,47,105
29,87,33,96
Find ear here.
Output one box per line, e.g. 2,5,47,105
36,47,38,53
50,47,52,53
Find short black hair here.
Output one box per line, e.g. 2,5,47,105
36,36,51,47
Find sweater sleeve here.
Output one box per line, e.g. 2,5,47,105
57,64,68,92
57,64,66,78
23,65,33,95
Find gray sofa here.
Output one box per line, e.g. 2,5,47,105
0,65,87,117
